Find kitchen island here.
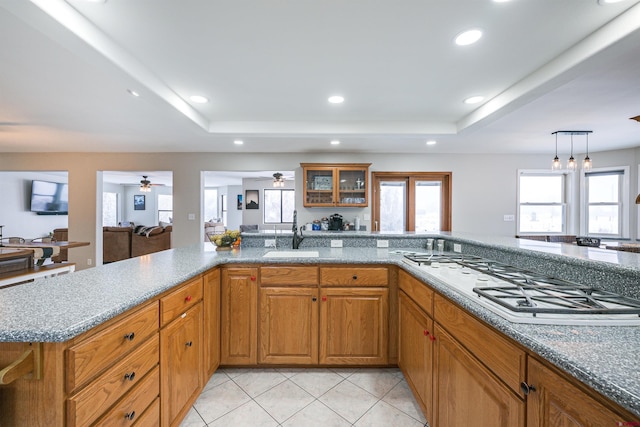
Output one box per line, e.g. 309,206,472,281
1,233,639,426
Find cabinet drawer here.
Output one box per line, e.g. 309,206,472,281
67,334,159,427
92,366,159,427
260,266,318,286
67,303,159,392
399,269,434,316
160,277,203,326
434,294,526,395
320,267,388,286
132,397,159,427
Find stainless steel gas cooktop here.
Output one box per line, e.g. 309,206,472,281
403,252,640,326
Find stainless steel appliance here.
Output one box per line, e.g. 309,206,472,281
402,252,640,325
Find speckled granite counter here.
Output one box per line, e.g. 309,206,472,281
1,236,639,417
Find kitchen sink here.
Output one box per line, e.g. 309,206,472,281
263,250,320,258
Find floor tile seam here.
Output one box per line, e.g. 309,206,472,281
191,405,208,426
230,371,289,399
237,398,282,427
291,372,352,399
378,380,427,424
197,379,254,424
343,376,397,400
345,395,383,426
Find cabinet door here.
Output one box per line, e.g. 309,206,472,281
527,358,636,427
259,287,319,364
336,167,368,207
433,325,524,427
319,287,388,365
204,268,220,379
160,302,202,427
399,292,433,422
303,165,336,206
220,267,258,365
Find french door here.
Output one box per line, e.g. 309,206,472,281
372,172,451,232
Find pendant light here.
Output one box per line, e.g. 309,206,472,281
551,132,562,170
566,134,577,171
583,133,592,171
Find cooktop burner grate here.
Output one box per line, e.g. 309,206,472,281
403,252,640,317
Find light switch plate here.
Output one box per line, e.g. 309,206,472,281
331,240,343,248
377,240,389,248
188,213,196,220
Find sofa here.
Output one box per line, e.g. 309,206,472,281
103,225,172,263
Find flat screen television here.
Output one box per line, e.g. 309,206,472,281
30,180,69,215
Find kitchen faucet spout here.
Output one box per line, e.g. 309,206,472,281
292,210,304,249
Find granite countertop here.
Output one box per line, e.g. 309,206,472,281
0,240,638,417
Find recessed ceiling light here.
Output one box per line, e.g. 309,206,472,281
493,0,511,3
233,140,244,145
455,29,483,46
330,140,341,145
190,95,209,104
426,140,437,146
598,0,625,4
328,96,344,104
127,89,140,97
464,95,484,104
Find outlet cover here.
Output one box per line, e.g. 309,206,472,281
264,239,276,248
503,214,515,222
331,239,343,248
377,240,389,248
453,243,462,253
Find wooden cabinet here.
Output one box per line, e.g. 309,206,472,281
319,266,389,365
204,268,220,379
220,267,258,365
319,287,388,364
433,325,525,427
259,287,319,364
301,163,371,207
64,302,160,427
399,292,434,423
160,277,203,427
526,357,639,427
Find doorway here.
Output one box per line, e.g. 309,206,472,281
372,172,451,232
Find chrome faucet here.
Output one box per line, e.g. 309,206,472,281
292,210,304,249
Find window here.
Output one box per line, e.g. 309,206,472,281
372,172,451,232
204,189,218,221
102,192,118,226
264,189,295,223
158,194,173,223
518,172,567,234
584,169,626,237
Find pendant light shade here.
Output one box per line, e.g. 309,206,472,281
551,131,593,171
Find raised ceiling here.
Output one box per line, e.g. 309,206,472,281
1,0,640,154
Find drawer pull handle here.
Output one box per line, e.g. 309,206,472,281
124,411,136,421
186,341,193,347
429,334,436,342
250,276,257,281
185,295,192,302
312,297,317,302
123,332,135,341
322,296,327,301
423,330,429,336
352,275,358,280
124,371,136,381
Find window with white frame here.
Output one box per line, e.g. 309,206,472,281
264,189,295,224
102,192,118,226
584,169,625,237
517,172,568,234
158,194,173,224
203,189,218,221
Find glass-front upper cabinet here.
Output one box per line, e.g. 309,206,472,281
301,163,370,207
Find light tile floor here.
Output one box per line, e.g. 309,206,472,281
180,367,428,427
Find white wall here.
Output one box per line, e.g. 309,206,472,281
0,171,69,239
1,149,638,269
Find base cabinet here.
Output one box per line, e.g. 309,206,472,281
319,287,388,365
433,325,525,427
398,292,434,422
259,287,319,364
160,302,203,427
526,357,638,426
220,267,258,365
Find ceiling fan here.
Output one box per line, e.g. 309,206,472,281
139,175,164,192
630,115,640,122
